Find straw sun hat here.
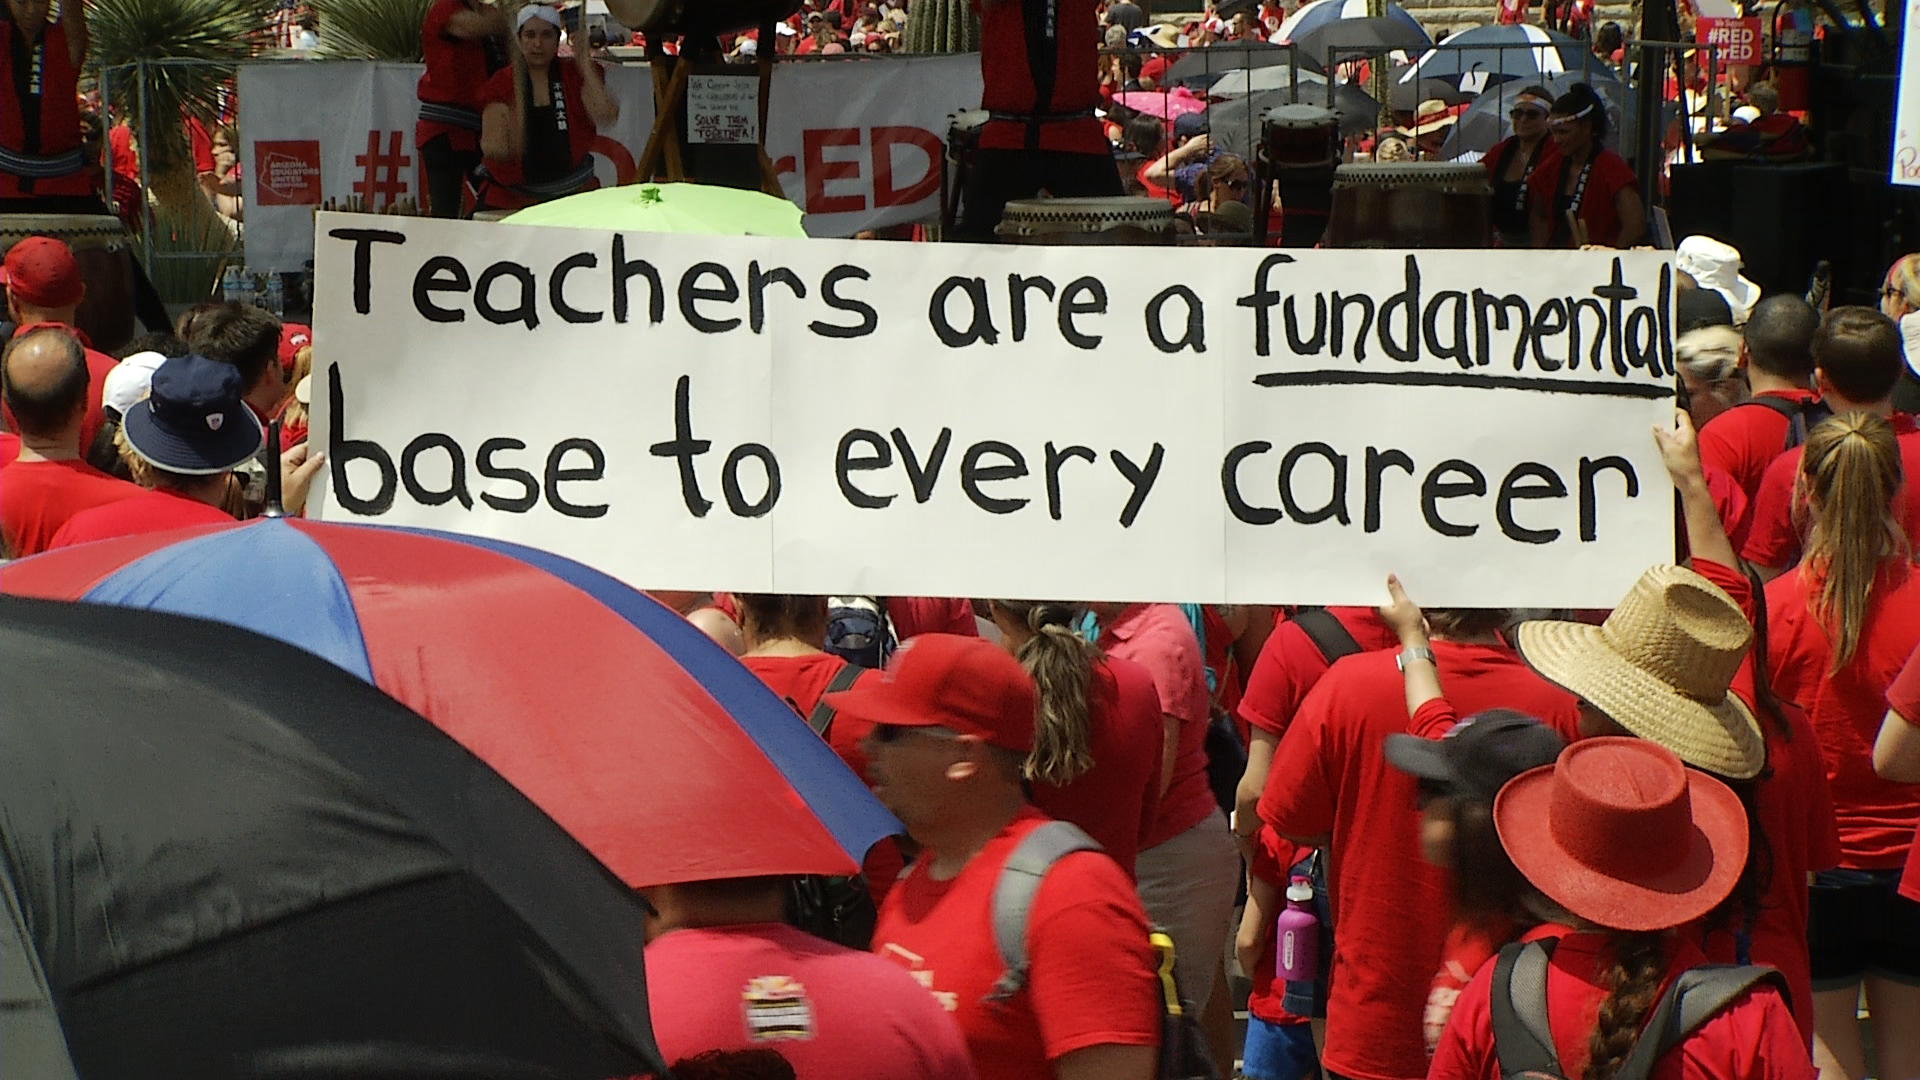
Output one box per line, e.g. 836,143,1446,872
1514,565,1767,781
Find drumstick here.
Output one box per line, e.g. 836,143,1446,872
1565,209,1589,247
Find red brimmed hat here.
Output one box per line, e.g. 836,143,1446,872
822,633,1037,754
1495,737,1748,933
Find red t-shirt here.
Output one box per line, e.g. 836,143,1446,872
1426,921,1570,1057
645,922,978,1080
1099,603,1216,849
1764,561,1920,869
3,324,117,455
1029,656,1164,877
1238,607,1400,739
1893,646,1920,902
739,651,904,904
1525,148,1638,249
417,0,506,153
975,0,1107,155
1,433,19,466
871,806,1160,1080
0,458,141,557
1690,558,1841,1046
48,486,235,548
1697,390,1821,502
1703,464,1752,557
1741,414,1920,570
889,596,980,641
1428,932,1815,1080
1259,643,1579,1080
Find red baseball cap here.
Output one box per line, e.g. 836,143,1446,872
1139,54,1171,83
1,236,85,309
279,323,312,375
822,634,1037,754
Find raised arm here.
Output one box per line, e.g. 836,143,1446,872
573,32,619,129
1653,408,1739,570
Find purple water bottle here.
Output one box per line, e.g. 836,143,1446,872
1275,876,1319,982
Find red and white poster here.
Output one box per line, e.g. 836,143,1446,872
1694,17,1761,66
239,55,981,271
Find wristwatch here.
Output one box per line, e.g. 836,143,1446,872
1396,645,1436,672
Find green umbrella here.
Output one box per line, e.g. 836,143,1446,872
502,183,807,237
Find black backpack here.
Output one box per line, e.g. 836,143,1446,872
1737,395,1834,453
1490,939,1788,1080
782,664,880,949
985,821,1220,1080
824,597,895,669
1293,608,1363,665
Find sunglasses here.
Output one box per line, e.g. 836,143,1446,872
870,723,962,744
1510,106,1548,119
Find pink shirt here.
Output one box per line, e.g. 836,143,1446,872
1098,603,1216,848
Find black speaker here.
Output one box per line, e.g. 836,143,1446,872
1728,162,1848,296
1666,160,1738,245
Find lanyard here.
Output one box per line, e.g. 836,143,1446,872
1564,153,1595,216
1512,139,1546,214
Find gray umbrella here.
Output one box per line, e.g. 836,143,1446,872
1439,72,1664,159
1211,82,1383,161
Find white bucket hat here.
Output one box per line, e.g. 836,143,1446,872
1676,236,1761,325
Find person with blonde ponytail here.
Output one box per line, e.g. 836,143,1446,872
1761,409,1920,1080
988,601,1164,877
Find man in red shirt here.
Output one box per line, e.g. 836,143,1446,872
0,325,137,555
956,0,1123,240
2,236,117,451
1259,611,1579,1080
1742,307,1920,575
827,634,1161,1080
50,354,263,546
1697,295,1822,500
642,876,977,1080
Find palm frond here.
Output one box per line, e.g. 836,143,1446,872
90,0,274,151
312,0,435,61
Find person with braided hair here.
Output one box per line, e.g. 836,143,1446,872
1428,738,1812,1080
986,600,1163,876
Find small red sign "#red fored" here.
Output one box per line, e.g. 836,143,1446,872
254,140,323,205
1695,17,1762,66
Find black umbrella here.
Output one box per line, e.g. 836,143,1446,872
1293,16,1432,72
1209,81,1383,162
1387,63,1475,109
1166,41,1295,84
1438,71,1661,158
0,596,666,1080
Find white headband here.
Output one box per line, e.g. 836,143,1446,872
517,5,562,31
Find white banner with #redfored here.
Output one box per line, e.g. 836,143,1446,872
237,55,981,272
309,212,1680,608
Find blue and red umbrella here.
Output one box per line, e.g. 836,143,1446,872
2,518,901,888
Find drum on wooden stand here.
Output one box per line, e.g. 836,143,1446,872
942,110,990,235
1324,163,1492,248
994,197,1176,245
1257,104,1341,248
1,215,138,355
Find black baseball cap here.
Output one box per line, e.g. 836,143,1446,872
1385,709,1567,803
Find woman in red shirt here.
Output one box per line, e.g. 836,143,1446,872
476,5,618,213
416,0,509,217
1528,83,1644,249
1430,737,1811,1080
733,593,903,910
1482,85,1559,248
1759,413,1920,1080
986,600,1163,877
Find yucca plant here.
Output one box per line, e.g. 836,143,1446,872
312,0,435,61
89,0,272,303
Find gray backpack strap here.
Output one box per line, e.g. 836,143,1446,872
1612,965,1788,1080
1497,940,1561,1078
804,663,867,736
983,821,1103,1004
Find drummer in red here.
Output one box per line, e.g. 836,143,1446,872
416,0,510,217
0,0,92,209
474,5,619,213
956,0,1123,240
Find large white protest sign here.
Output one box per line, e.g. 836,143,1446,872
311,213,1677,607
239,55,981,270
